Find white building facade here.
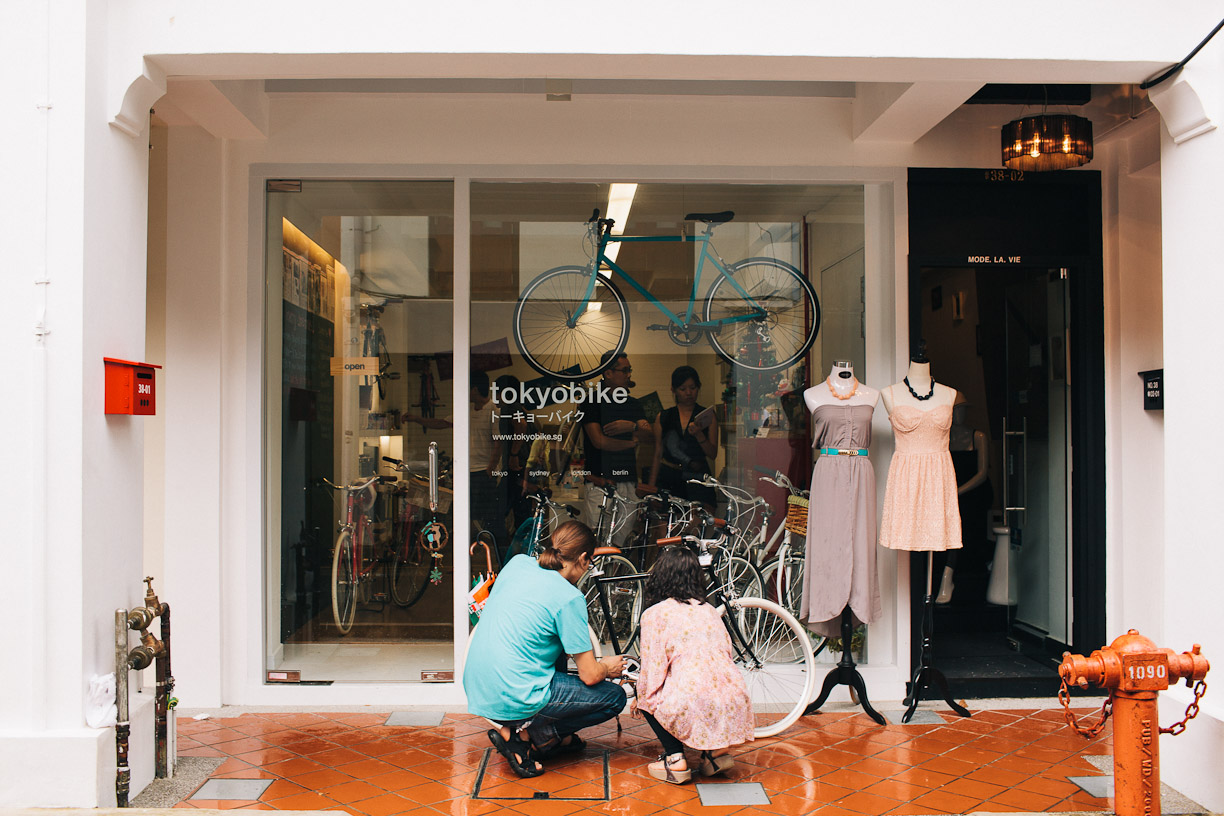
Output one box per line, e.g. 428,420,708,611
2,1,1222,807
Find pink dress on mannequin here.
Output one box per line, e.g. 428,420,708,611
878,404,962,551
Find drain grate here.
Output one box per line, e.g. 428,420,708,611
385,711,446,727
471,747,610,801
190,778,273,800
696,781,771,806
883,709,943,724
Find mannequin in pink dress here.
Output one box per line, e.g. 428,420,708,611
881,356,971,722
879,359,961,551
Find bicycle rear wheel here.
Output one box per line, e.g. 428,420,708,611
513,266,629,381
703,258,820,372
726,597,817,738
580,554,642,656
331,531,357,634
390,539,430,607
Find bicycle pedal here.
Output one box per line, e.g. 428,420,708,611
371,593,390,603
646,324,670,332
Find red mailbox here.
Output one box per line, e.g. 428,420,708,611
104,358,162,415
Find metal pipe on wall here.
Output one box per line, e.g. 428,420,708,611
114,609,132,808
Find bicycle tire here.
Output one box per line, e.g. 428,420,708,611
580,554,642,656
390,538,430,608
712,553,763,602
703,257,820,372
513,266,629,381
760,551,833,660
726,596,817,738
331,530,357,635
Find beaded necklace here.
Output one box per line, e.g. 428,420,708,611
827,375,859,401
903,376,935,401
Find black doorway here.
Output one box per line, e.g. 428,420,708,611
907,169,1105,698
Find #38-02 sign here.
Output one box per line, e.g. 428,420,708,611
330,357,380,375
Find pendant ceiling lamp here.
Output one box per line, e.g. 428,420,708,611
1001,112,1093,171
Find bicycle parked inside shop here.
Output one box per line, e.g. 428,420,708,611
379,454,456,612
512,209,820,381
319,474,399,634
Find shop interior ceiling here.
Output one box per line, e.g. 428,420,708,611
155,76,1149,158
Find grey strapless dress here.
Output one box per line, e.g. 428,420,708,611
800,403,883,637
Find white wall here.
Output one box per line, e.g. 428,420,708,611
163,126,228,707
1100,115,1166,640
0,0,157,805
1154,35,1224,813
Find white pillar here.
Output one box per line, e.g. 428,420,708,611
0,1,157,805
162,125,227,707
1151,35,1224,814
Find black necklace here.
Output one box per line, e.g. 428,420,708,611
903,376,935,401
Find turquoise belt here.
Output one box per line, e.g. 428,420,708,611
819,447,869,456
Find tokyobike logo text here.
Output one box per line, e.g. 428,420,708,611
490,382,628,411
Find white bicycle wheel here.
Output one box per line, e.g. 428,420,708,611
726,596,817,738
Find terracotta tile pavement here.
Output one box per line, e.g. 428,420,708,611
172,705,1116,815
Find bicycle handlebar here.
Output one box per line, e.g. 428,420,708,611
318,474,384,493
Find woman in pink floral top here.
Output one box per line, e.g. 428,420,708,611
633,546,754,783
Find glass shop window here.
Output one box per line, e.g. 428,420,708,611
265,180,455,684
469,181,865,660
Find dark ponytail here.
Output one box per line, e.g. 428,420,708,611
537,520,597,572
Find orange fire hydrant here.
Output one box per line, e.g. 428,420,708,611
1059,630,1209,816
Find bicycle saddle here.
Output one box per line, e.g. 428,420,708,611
684,210,734,224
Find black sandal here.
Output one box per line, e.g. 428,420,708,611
550,734,585,756
487,729,545,778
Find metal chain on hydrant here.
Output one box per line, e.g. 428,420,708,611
1161,679,1208,736
1059,677,1113,738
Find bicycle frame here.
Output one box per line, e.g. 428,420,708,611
344,487,379,584
570,220,770,330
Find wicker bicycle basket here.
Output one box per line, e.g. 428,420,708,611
784,495,809,536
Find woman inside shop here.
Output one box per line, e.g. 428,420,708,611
633,546,753,784
463,521,626,778
653,366,718,509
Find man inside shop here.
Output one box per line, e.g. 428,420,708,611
582,351,660,544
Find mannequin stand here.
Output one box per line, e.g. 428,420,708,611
902,552,972,723
803,606,886,725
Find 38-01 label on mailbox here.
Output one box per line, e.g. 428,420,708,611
1121,653,1170,691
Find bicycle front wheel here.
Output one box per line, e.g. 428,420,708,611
390,539,430,608
703,258,820,372
331,531,357,635
513,266,629,381
727,597,817,738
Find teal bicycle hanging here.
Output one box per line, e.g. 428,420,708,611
512,210,820,381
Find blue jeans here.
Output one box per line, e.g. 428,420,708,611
513,673,626,752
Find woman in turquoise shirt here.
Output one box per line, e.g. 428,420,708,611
463,520,626,777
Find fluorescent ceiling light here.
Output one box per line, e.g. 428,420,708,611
601,183,637,274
